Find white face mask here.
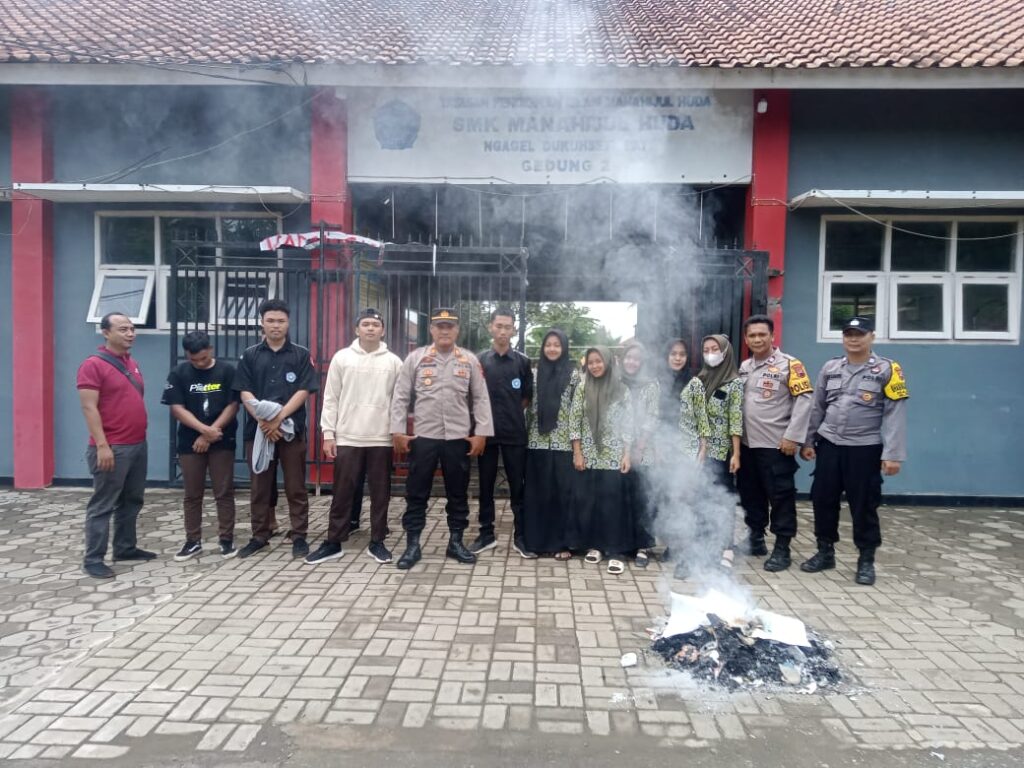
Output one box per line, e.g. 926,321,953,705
704,352,724,368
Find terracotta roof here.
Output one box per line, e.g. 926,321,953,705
0,0,1021,69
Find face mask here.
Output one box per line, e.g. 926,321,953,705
704,352,724,368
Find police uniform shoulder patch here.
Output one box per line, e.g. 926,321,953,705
884,361,909,400
787,357,813,396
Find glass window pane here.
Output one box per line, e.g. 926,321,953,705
825,221,883,271
957,222,1016,272
162,217,218,266
962,283,1009,332
895,283,944,332
222,217,280,267
95,275,149,320
890,222,949,271
167,274,210,325
219,274,273,322
101,217,154,265
829,282,877,331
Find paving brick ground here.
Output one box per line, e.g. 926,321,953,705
0,488,1022,763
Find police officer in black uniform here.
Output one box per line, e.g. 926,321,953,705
800,316,909,586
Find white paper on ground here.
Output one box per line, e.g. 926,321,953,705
750,609,811,648
663,591,811,648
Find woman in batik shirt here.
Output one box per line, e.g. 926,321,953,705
569,346,641,575
522,329,581,559
619,339,658,567
680,333,744,570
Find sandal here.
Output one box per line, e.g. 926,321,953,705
585,549,602,564
720,548,735,570
554,551,573,561
635,550,649,569
607,559,625,575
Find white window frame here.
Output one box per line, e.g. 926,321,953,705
819,214,1021,343
820,273,887,341
955,275,1019,341
215,271,280,326
93,211,282,332
86,269,156,324
888,274,953,340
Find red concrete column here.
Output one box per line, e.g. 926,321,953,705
309,89,352,484
11,88,55,488
744,89,791,345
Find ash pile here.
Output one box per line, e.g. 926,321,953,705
648,590,840,692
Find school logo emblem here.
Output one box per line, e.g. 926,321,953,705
512,378,522,390
286,372,296,383
373,99,421,150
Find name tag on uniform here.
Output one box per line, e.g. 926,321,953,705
455,369,469,378
758,378,780,392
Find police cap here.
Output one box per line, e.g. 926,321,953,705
842,316,875,333
430,307,459,324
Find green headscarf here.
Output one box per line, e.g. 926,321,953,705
583,346,625,447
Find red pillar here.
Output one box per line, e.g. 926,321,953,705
309,89,352,484
11,88,55,488
744,89,791,346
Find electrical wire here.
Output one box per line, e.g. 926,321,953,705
803,192,1022,241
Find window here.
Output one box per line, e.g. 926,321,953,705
86,271,155,324
820,216,1021,342
93,212,281,330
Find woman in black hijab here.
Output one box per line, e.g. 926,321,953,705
522,329,581,559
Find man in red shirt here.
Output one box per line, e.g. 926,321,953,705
76,312,155,578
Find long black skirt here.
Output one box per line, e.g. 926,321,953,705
521,449,575,553
568,467,645,557
628,468,657,550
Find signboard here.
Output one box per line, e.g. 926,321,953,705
348,89,752,185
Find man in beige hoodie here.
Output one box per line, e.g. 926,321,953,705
306,308,403,564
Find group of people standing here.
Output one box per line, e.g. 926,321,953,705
76,302,907,588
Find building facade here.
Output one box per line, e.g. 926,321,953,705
0,1,1021,500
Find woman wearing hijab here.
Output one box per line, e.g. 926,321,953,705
679,333,744,570
658,338,693,433
568,346,637,575
522,329,582,559
619,339,658,567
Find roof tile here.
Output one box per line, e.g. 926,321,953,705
0,0,1020,69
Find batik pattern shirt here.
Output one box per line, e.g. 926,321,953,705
625,381,659,467
694,377,744,461
526,368,581,452
679,378,713,460
569,379,632,470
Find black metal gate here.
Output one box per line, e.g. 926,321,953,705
167,236,529,485
167,234,766,485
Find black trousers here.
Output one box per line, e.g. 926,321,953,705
403,438,471,535
477,442,526,539
810,438,883,551
736,445,798,538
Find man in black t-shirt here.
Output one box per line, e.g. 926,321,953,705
162,330,240,560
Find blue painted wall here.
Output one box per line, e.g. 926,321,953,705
53,86,311,188
0,90,12,479
785,90,1024,497
49,85,314,481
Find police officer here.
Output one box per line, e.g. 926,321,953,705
736,314,814,572
390,308,494,570
471,307,534,558
800,316,908,586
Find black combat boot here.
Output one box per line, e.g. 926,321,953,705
396,532,422,570
446,531,477,564
799,540,836,573
743,529,768,557
855,549,876,586
763,536,792,572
